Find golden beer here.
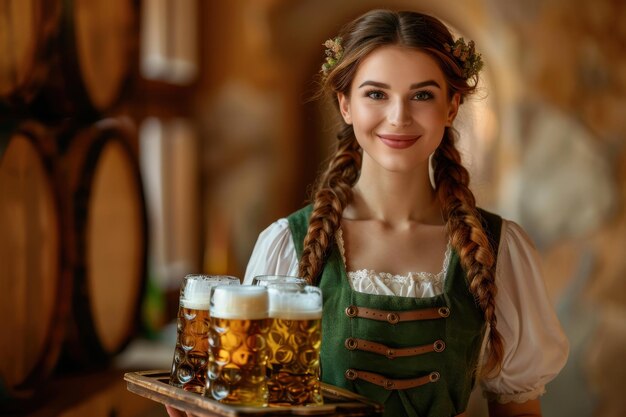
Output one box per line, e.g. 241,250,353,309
206,286,270,406
169,275,239,394
267,284,323,406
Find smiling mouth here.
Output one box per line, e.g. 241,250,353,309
377,134,420,149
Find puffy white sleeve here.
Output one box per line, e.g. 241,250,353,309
243,218,299,285
480,219,569,403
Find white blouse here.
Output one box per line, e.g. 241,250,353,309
244,217,569,404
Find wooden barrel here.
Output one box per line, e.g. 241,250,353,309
0,121,70,400
60,118,148,365
0,0,61,107
0,0,137,119
56,0,138,117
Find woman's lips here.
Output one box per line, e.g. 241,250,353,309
377,134,420,149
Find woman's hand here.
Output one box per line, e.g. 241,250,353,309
488,398,542,417
165,405,199,417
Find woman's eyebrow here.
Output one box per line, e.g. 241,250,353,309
358,80,390,89
410,80,441,89
358,80,441,89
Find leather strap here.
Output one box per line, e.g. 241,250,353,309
344,368,440,390
344,305,450,324
344,337,446,358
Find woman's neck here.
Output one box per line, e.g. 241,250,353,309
346,160,442,227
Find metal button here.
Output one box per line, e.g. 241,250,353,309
433,340,446,352
345,305,358,317
345,338,357,350
438,306,450,317
345,369,357,380
386,312,399,324
429,371,440,383
386,349,395,359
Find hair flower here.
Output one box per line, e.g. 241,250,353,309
444,37,483,79
321,37,343,77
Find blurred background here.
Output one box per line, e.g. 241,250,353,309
0,0,624,416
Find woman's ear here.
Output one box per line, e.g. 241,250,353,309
337,93,352,125
446,93,461,126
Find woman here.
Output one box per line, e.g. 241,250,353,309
168,9,568,417
244,9,568,417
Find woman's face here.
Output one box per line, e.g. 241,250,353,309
338,45,460,174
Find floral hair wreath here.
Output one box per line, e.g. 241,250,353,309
321,37,343,78
444,37,484,79
320,35,483,80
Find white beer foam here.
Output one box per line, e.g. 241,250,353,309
268,288,323,320
181,275,239,310
211,285,269,320
180,298,211,310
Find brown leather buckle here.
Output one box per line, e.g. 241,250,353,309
433,339,446,352
343,337,446,358
343,369,440,390
345,338,358,350
386,312,399,324
344,305,450,323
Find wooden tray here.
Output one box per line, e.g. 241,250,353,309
124,370,383,416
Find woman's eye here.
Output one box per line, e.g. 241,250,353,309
413,91,434,101
366,90,386,100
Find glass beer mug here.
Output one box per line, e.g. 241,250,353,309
266,283,323,406
206,285,271,406
169,274,240,394
252,274,307,287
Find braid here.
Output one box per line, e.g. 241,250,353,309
298,124,361,285
433,128,504,376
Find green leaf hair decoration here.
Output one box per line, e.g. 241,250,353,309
321,36,343,77
444,37,484,79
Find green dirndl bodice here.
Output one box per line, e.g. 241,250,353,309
288,205,502,417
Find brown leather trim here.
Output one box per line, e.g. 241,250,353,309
344,338,446,359
345,305,450,323
344,369,440,390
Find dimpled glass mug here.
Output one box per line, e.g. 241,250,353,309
206,285,271,406
169,274,240,394
266,283,323,406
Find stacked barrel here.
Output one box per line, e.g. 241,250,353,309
0,0,146,408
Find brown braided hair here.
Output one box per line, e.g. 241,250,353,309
299,9,503,376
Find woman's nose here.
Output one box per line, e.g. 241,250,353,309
387,99,412,127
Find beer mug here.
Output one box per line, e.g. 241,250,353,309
252,274,307,287
266,283,323,406
169,274,240,394
207,285,271,406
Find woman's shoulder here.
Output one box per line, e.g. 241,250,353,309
482,215,569,402
260,217,290,235
498,217,539,259
243,218,299,284
475,208,536,255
